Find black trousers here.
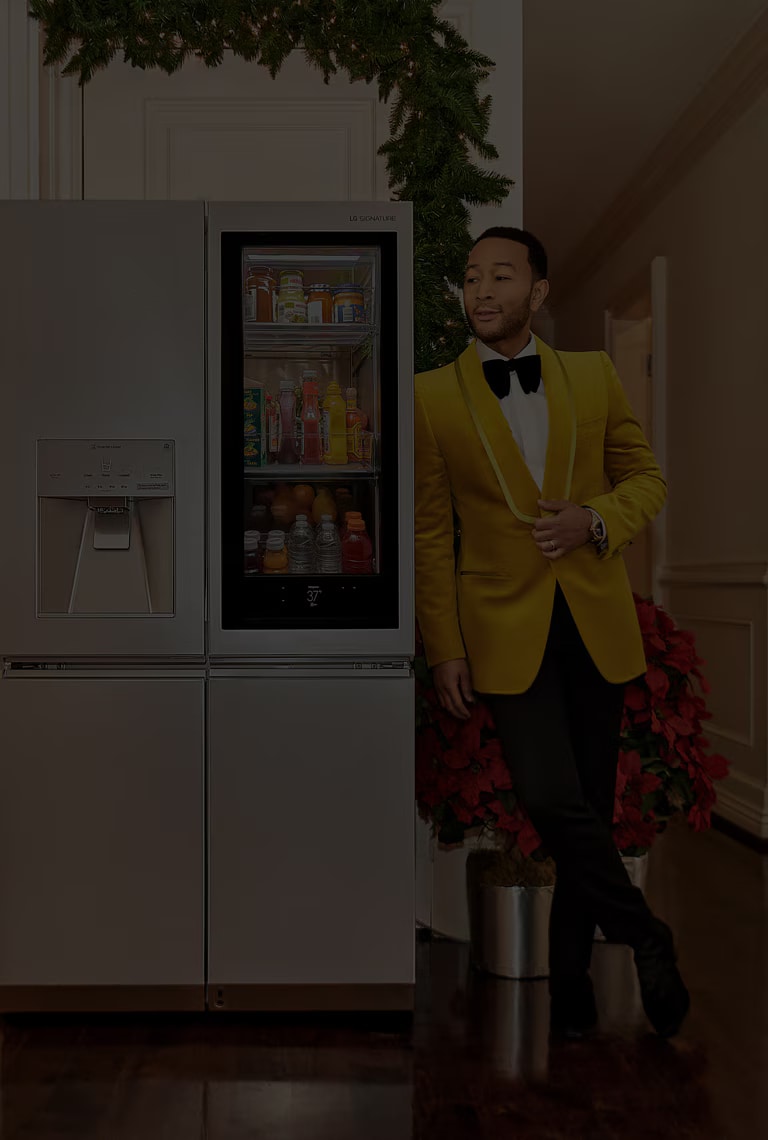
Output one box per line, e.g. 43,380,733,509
482,586,655,983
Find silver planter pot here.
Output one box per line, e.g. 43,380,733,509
468,883,554,980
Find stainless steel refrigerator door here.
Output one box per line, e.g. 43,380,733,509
0,201,205,660
207,202,414,659
0,673,205,1006
208,670,414,1003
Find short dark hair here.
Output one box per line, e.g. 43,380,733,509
473,226,548,281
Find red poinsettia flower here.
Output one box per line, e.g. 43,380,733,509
415,597,730,856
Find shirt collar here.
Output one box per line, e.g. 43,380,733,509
475,331,537,365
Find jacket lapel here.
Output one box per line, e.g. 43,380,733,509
455,343,541,516
537,336,576,503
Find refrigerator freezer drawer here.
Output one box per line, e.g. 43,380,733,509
0,675,205,1001
208,673,415,994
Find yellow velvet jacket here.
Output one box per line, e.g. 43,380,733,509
414,337,667,693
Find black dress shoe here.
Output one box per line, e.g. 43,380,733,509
634,918,690,1038
549,974,598,1040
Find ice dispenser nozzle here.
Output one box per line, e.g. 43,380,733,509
37,440,175,616
88,497,131,550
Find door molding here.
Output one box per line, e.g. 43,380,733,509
604,256,668,603
39,63,83,200
1,0,40,198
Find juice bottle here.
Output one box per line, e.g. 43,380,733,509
322,381,348,466
278,381,300,465
339,510,362,540
301,377,323,465
271,484,297,531
263,530,289,574
244,530,262,575
293,483,315,516
345,387,368,463
311,486,337,525
342,518,373,574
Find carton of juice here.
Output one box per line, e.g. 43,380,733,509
243,380,266,467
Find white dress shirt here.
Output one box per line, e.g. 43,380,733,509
475,333,548,490
474,334,608,550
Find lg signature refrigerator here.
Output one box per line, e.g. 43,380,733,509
0,200,414,1012
206,204,414,1011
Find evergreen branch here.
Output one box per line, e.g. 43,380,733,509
28,0,513,369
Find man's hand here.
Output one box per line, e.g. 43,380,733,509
533,499,591,561
432,658,475,720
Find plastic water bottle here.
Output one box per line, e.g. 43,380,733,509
287,514,315,573
315,519,342,574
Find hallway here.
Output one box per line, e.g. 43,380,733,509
0,820,764,1138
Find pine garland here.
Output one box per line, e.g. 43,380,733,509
30,0,512,371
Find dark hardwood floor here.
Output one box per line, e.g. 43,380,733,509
1,820,764,1138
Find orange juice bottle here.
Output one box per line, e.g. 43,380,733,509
263,530,289,574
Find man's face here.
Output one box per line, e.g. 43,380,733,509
463,238,546,347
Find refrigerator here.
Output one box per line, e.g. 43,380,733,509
0,200,414,1013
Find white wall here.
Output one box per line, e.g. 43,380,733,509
553,90,768,840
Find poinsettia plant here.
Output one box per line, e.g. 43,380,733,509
415,595,730,858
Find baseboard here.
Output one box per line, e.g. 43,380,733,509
712,812,768,854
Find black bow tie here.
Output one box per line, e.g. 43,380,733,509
483,355,542,398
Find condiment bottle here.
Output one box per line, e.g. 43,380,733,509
322,381,348,466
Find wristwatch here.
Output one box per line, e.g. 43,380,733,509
583,506,607,547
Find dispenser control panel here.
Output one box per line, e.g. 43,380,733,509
37,440,175,497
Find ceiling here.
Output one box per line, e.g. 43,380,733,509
522,0,768,280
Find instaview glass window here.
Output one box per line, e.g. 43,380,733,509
220,232,400,630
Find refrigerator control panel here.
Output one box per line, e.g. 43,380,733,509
37,439,175,497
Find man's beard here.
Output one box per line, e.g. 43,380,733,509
468,292,532,346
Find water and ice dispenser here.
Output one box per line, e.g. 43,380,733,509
37,440,175,615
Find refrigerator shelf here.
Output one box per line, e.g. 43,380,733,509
243,323,374,350
243,463,378,478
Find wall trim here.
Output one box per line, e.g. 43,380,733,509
1,0,40,198
556,7,768,301
658,562,768,587
39,62,83,200
672,613,755,748
712,811,768,854
714,781,768,842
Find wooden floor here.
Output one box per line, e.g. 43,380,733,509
0,820,765,1139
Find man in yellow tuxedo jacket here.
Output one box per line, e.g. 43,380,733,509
415,227,689,1039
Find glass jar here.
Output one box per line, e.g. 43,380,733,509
277,270,307,324
306,284,333,324
333,283,365,324
244,266,275,322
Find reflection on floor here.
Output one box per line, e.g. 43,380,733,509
0,820,765,1139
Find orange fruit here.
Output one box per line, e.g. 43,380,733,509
293,483,316,510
